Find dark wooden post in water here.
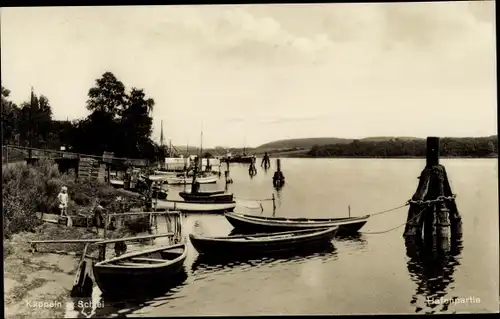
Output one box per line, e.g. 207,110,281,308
272,159,285,187
403,137,462,248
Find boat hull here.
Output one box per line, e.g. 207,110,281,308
189,227,338,257
155,199,236,213
179,192,234,203
224,212,369,235
166,175,218,185
93,244,187,296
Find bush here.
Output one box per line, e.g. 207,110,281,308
2,159,143,238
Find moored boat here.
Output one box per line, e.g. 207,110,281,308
189,226,339,257
155,199,236,213
179,191,234,203
93,243,187,296
224,212,369,234
166,174,218,185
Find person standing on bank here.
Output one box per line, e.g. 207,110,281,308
58,186,69,216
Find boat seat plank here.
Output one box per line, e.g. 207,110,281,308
130,257,166,263
116,262,157,267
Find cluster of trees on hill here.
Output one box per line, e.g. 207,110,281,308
307,137,498,158
1,72,166,161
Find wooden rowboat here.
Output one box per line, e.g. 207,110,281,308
224,212,369,234
155,199,236,213
179,191,234,203
93,243,187,296
189,226,339,257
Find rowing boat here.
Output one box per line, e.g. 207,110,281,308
224,212,369,234
189,227,339,257
179,191,234,203
93,243,187,296
155,199,236,213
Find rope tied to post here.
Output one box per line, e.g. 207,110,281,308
360,205,431,235
358,194,456,235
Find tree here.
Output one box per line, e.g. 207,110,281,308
119,88,155,157
17,89,53,148
86,71,127,117
1,86,20,144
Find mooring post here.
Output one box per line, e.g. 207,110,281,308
403,137,461,248
426,137,440,168
272,193,276,213
273,158,285,187
348,205,351,217
103,213,108,239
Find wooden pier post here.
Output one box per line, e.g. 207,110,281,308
272,159,285,187
403,137,462,246
272,193,276,213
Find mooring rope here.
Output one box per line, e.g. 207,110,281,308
360,205,430,235
354,194,456,235
366,194,457,218
367,203,410,217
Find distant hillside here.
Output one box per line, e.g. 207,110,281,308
256,136,429,150
359,136,423,142
307,135,498,158
257,137,353,150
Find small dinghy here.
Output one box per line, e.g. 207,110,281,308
189,226,339,257
166,174,218,185
155,199,236,213
224,212,369,234
93,243,187,296
179,191,234,203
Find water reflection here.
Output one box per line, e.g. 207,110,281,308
191,243,337,275
405,236,463,314
335,233,368,248
91,269,189,318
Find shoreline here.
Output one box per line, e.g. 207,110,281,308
3,223,131,319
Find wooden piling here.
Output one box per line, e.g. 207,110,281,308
403,137,462,244
272,193,276,213
272,158,285,187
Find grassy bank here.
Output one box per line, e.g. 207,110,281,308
2,159,146,318
2,159,143,239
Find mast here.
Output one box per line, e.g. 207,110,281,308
160,120,164,147
199,130,204,171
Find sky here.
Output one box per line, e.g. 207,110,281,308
1,2,497,148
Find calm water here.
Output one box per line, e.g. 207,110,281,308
66,158,498,317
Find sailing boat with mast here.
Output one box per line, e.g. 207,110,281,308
164,128,218,185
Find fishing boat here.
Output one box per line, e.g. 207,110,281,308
189,226,339,256
224,212,369,234
93,243,187,296
166,173,218,185
179,191,234,203
155,199,236,213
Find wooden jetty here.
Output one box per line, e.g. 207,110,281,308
403,137,463,250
